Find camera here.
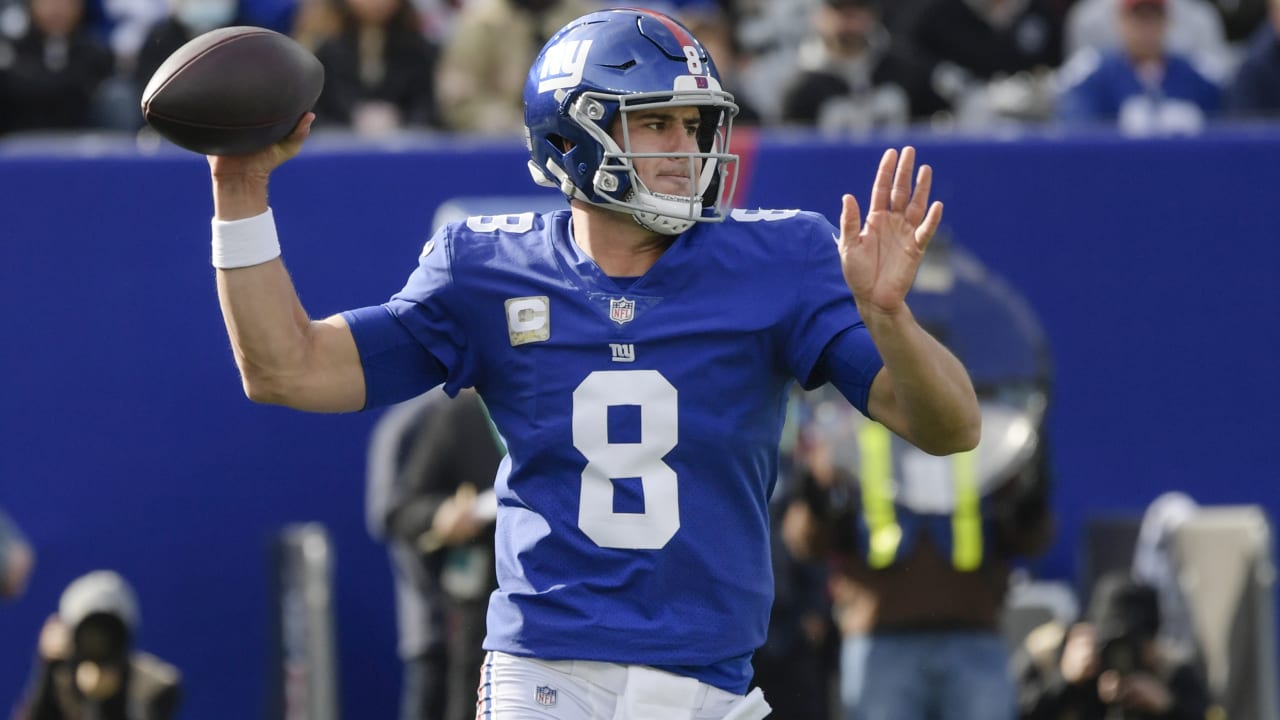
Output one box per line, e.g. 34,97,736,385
1098,632,1145,676
1087,574,1161,678
74,613,130,664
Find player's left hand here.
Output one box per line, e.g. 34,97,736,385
838,146,943,317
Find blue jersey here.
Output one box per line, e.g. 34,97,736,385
343,208,883,693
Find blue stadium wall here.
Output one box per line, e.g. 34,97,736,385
1,126,1277,718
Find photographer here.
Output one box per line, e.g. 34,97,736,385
367,388,503,720
15,570,181,720
1016,573,1210,720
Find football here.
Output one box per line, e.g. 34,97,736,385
140,26,324,156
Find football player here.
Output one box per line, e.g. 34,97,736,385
204,8,980,718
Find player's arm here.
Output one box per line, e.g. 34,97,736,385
841,147,980,455
208,114,366,413
863,312,978,455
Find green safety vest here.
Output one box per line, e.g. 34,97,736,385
857,422,982,571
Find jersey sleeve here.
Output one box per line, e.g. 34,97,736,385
813,326,884,418
342,223,474,409
342,305,446,410
781,211,883,413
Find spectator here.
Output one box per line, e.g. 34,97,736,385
134,0,240,99
434,0,594,134
731,0,822,123
0,0,115,134
1201,0,1268,44
412,0,464,43
676,4,762,125
1224,0,1280,117
95,0,166,75
1065,0,1234,84
312,0,440,135
0,509,34,600
15,570,181,720
289,0,341,52
1056,0,1221,135
1015,573,1212,720
780,0,945,132
898,0,1065,124
368,388,504,720
900,0,1065,85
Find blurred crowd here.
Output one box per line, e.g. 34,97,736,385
1,0,1279,140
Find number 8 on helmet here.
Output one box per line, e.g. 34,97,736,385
523,8,741,236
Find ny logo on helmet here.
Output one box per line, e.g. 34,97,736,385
538,40,594,94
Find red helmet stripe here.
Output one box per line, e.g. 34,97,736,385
627,7,695,49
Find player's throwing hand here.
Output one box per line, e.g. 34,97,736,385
838,146,944,317
206,113,315,180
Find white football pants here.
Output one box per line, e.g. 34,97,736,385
475,651,772,720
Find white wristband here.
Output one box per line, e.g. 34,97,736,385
211,207,282,269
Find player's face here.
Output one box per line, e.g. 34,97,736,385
614,106,704,197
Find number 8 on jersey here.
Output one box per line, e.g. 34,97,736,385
572,370,680,550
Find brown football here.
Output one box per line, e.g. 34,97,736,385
141,26,324,156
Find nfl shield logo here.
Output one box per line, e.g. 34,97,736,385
609,297,636,325
535,685,557,706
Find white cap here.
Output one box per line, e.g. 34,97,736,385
58,570,140,632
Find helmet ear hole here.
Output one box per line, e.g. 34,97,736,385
547,134,573,153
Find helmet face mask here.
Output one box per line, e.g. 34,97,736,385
524,9,741,235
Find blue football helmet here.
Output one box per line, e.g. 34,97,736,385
524,8,740,235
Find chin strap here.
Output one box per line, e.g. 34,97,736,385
632,191,702,235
